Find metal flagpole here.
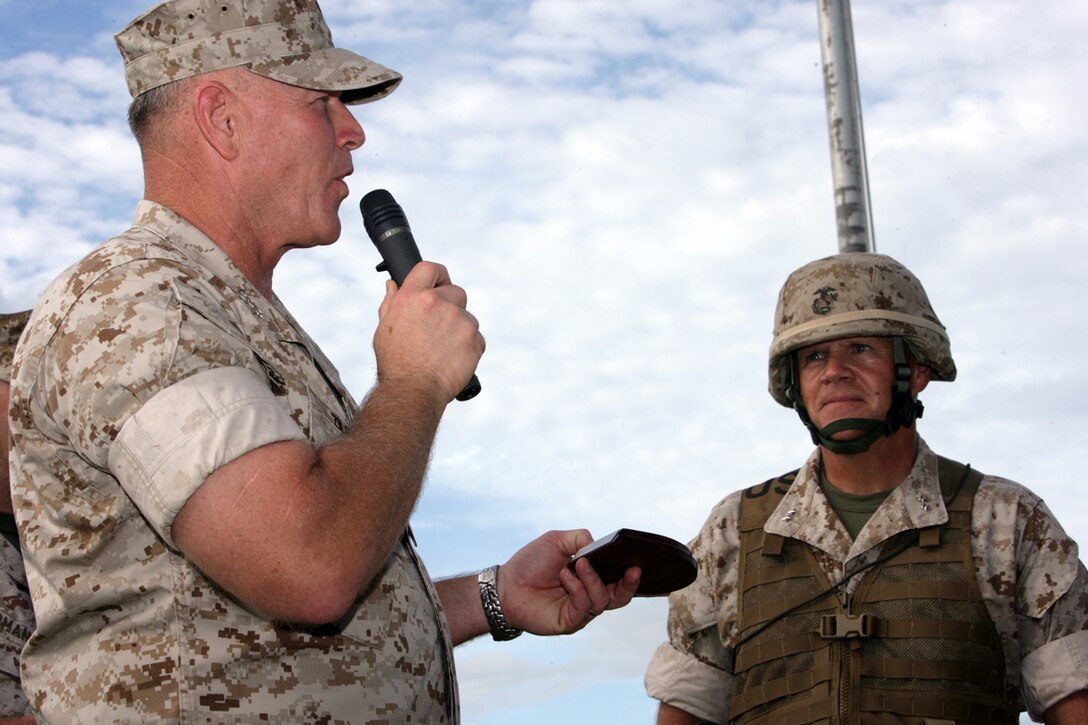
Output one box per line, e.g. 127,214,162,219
816,0,875,253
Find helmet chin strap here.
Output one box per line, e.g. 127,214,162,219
786,337,924,455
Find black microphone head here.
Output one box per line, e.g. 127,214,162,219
360,189,409,242
361,188,421,285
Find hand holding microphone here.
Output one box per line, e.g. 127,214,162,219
361,189,482,402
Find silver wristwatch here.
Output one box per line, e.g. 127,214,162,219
478,565,523,641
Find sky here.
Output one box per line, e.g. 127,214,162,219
2,1,1087,723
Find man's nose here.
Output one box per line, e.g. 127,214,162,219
335,100,365,150
821,350,854,380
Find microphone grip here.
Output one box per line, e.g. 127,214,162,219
360,190,481,402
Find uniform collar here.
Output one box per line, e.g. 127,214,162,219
765,437,948,561
132,200,246,291
131,200,292,328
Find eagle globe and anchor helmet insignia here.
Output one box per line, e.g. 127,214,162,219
768,254,957,454
812,287,840,316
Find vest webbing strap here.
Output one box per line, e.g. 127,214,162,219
743,592,838,631
859,657,1005,689
744,545,814,584
739,472,799,532
876,617,1004,646
859,690,1017,723
736,631,829,670
760,697,834,725
883,536,968,565
918,525,942,547
730,662,835,717
860,579,974,602
936,456,980,506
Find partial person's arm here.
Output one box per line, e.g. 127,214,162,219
436,529,640,645
0,383,32,725
644,493,743,725
1046,690,1088,724
172,263,482,624
0,380,13,511
656,702,707,724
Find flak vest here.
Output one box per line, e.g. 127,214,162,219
731,457,1019,725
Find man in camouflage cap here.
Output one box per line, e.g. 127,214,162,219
645,253,1088,724
8,1,639,721
0,312,34,724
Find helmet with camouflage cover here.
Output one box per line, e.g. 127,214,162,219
768,253,955,453
769,253,955,405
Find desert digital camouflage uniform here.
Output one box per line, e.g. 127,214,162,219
0,311,34,719
0,533,32,720
0,312,29,382
9,202,457,722
644,438,1088,723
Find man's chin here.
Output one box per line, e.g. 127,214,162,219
283,226,342,251
310,219,343,247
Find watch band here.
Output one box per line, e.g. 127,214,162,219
478,565,523,641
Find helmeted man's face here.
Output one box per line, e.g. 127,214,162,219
795,335,931,440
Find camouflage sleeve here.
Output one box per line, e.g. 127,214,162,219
108,367,306,548
0,677,31,719
973,477,1088,719
1013,498,1088,718
0,540,32,718
39,259,248,469
1020,570,1088,719
38,280,177,471
644,492,741,724
38,258,304,544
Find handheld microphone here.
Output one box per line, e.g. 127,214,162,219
360,189,482,402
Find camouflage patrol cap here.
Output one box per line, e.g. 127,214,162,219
115,0,401,105
768,253,956,407
0,311,31,383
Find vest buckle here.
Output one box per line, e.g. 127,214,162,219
819,613,876,639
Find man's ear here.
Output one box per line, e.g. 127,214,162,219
193,81,239,160
912,363,933,396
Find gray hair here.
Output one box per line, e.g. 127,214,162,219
127,80,186,145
